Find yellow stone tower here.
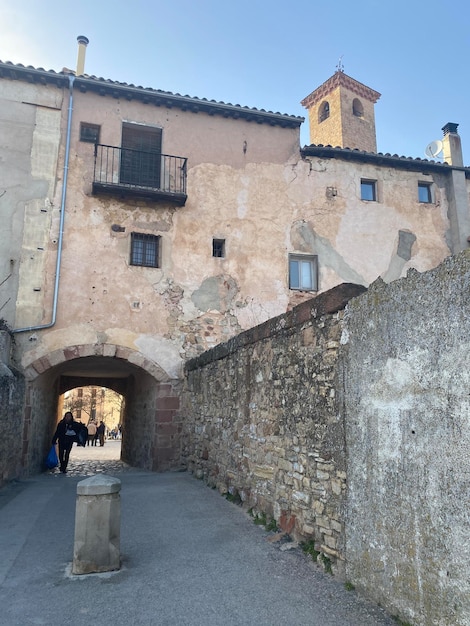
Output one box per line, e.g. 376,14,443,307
301,70,381,152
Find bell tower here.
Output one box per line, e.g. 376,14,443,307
301,70,381,152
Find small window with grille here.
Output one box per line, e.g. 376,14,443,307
80,122,100,143
130,233,160,268
212,238,225,258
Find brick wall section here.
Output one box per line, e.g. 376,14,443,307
182,283,366,571
154,383,182,471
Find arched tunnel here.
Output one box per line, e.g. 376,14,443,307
21,351,182,476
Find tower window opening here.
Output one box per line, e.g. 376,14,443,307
319,101,330,123
352,98,364,118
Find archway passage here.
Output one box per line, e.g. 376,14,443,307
22,352,182,477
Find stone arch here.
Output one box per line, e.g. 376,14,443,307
20,342,183,476
23,342,172,382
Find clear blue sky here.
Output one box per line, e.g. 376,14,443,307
1,0,469,163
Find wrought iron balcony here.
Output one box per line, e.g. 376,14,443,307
92,144,187,205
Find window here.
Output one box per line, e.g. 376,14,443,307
130,233,160,268
361,179,377,201
352,98,364,118
80,122,100,143
319,101,330,123
121,123,162,188
212,239,225,258
289,254,318,291
418,182,432,203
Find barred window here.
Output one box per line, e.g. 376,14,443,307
130,233,160,268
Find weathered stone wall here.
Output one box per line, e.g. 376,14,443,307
0,330,25,486
182,284,366,575
24,368,61,475
342,250,470,626
0,369,25,487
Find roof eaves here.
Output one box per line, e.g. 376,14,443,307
0,62,303,129
74,75,304,128
0,61,68,87
300,144,470,175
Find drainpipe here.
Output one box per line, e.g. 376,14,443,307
13,73,75,334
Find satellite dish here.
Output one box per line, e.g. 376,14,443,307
425,140,443,159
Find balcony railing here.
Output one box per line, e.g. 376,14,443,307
93,144,187,205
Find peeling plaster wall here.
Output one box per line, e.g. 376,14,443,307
342,250,470,626
1,78,467,499
4,81,458,387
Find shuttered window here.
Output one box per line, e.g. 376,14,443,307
120,124,162,188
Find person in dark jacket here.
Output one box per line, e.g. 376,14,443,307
52,411,81,473
96,420,106,447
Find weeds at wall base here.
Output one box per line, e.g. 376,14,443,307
224,491,242,505
301,539,334,575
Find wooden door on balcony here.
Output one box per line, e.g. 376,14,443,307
120,124,162,188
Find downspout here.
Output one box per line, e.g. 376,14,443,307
13,73,75,334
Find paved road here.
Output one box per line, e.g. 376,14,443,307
0,444,396,626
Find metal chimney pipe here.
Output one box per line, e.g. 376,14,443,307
76,35,89,76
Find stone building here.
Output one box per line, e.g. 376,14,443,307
0,37,469,481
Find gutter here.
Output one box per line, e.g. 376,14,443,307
13,74,75,334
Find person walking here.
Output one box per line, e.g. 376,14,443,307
52,411,81,473
87,420,97,446
96,420,106,447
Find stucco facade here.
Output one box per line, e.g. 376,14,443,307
0,52,469,478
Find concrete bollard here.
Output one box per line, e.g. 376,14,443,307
72,474,121,575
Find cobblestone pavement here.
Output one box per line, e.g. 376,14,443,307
47,439,138,477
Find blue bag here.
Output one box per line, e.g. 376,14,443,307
45,444,59,469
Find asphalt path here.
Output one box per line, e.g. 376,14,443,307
0,442,396,626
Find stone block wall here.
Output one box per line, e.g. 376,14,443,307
0,330,25,486
181,284,366,573
0,368,25,487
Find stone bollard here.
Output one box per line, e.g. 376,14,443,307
72,474,121,575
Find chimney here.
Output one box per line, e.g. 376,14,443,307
442,122,463,167
76,35,89,76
